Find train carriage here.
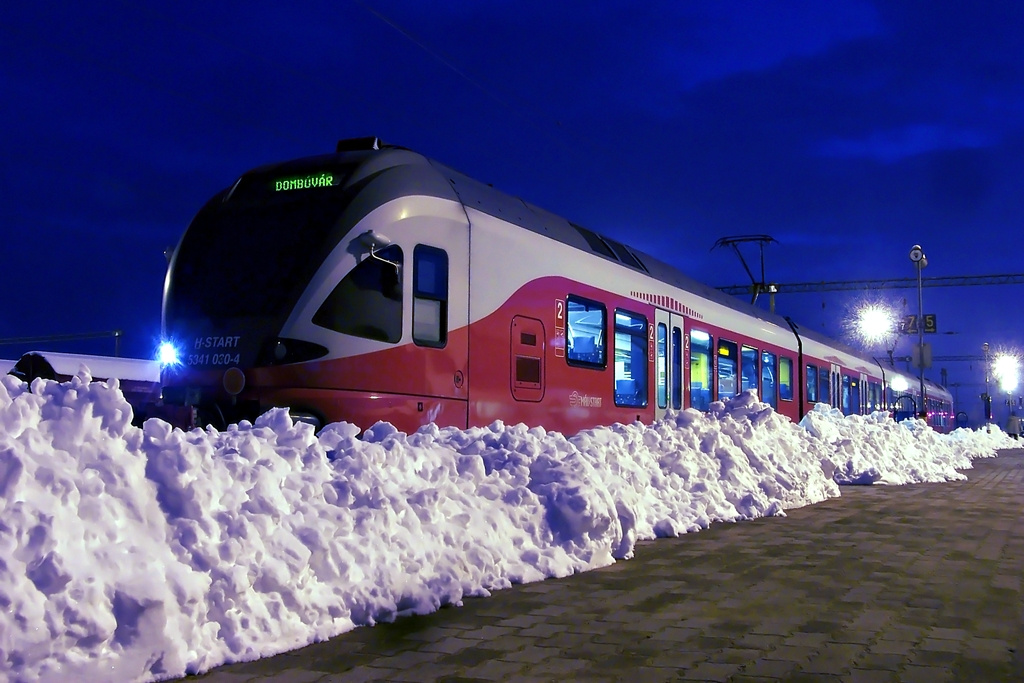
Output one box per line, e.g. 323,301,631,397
159,137,953,434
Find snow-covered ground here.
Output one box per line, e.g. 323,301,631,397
0,368,1014,683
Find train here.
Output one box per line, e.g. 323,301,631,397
157,136,954,435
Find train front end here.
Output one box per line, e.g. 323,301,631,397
158,138,466,432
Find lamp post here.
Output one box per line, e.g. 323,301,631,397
983,342,991,422
909,244,927,418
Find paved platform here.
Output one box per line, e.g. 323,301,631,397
186,449,1024,682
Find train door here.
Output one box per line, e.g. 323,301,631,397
856,370,864,413
830,363,841,409
654,309,685,420
409,215,470,426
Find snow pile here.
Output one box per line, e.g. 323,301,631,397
0,372,1013,683
799,403,1011,485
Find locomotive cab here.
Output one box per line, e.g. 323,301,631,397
160,138,471,431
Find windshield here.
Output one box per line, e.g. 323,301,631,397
165,164,356,323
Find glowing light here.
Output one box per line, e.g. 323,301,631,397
158,342,181,366
993,353,1020,393
854,304,898,345
890,375,909,392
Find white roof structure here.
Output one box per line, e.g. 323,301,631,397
14,351,160,382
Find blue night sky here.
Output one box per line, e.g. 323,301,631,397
3,1,1023,418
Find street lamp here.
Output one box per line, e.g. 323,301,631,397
854,304,899,348
994,353,1020,400
988,352,1021,428
983,342,991,422
909,244,927,418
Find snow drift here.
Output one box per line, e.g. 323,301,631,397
0,370,1013,682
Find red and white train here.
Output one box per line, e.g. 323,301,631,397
159,137,953,434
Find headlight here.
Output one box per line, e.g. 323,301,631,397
158,341,181,366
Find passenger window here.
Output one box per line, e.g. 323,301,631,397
566,295,606,368
657,323,668,409
690,330,712,410
779,356,794,401
761,351,777,408
818,368,830,406
741,345,759,395
806,364,818,403
413,245,448,347
313,244,403,343
614,309,648,407
717,339,739,400
868,381,881,412
842,374,852,415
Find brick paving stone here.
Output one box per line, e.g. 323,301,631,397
830,629,876,645
897,664,955,683
516,623,563,639
498,646,554,664
369,651,444,669
750,620,799,637
731,633,785,650
526,656,589,676
765,644,818,663
964,636,1015,657
386,665,463,682
844,669,899,683
601,667,678,683
870,638,918,656
645,650,709,669
495,614,544,629
854,651,904,670
907,648,961,668
784,632,830,648
677,661,741,681
739,657,800,678
434,647,504,668
953,657,1024,680
916,637,963,653
707,647,762,664
926,626,970,641
533,632,592,650
459,659,525,681
318,665,398,682
422,637,479,655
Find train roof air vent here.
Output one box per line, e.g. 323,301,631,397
604,237,648,272
571,223,616,260
336,136,383,152
571,223,647,272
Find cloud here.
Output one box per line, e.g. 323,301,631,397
659,0,883,91
817,124,991,163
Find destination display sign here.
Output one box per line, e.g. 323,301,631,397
273,172,338,192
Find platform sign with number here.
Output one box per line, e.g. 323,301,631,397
900,314,938,334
